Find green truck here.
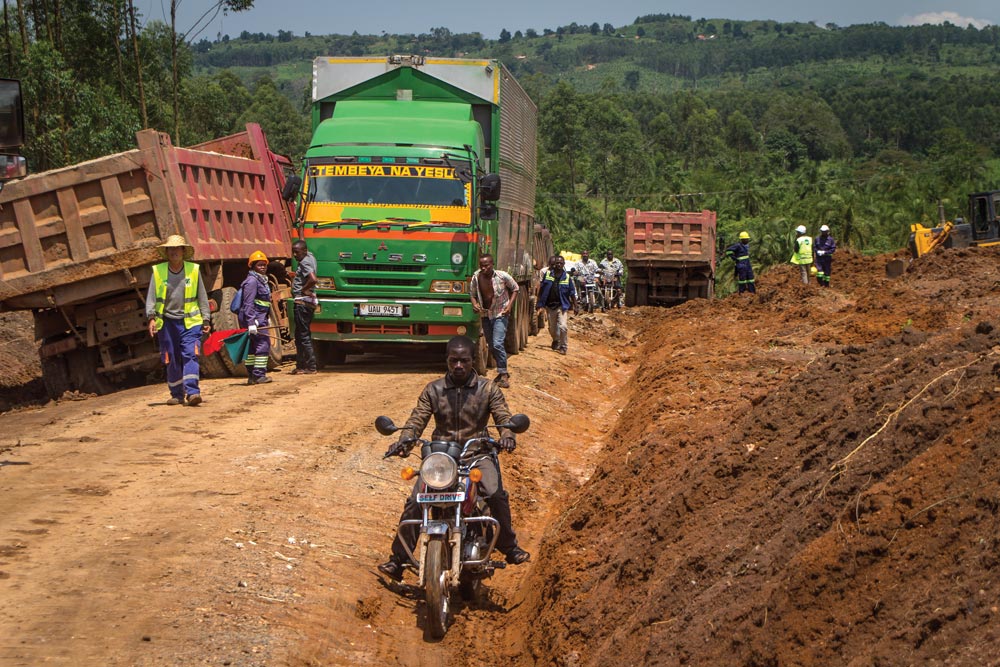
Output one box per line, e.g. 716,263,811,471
295,55,539,372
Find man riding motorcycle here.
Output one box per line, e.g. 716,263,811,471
599,250,624,308
377,335,530,581
571,250,600,313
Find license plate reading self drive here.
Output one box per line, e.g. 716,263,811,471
417,492,466,503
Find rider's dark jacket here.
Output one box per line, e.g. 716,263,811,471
400,370,513,458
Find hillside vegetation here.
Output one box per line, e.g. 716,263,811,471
6,11,1000,288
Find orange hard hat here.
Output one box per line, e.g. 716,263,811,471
248,250,268,267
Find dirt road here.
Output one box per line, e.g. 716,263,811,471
0,318,632,666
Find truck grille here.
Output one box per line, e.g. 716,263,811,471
342,264,423,273
344,277,421,287
353,323,414,334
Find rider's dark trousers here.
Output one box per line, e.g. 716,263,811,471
390,454,519,562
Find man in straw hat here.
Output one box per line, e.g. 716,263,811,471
145,235,211,405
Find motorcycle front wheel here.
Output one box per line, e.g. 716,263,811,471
424,537,451,639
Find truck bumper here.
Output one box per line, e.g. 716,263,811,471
291,297,481,343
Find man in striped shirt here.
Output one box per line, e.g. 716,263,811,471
470,254,519,388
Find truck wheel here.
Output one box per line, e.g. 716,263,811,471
200,350,230,379
625,282,636,307
267,330,283,370
474,334,489,376
66,348,113,395
528,298,539,336
517,301,531,350
212,287,248,377
315,341,346,368
40,353,71,400
504,310,519,356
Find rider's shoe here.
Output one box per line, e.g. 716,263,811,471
550,340,559,350
504,547,531,565
377,559,405,581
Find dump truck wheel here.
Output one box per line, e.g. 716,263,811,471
212,288,248,377
66,348,113,395
40,352,71,400
199,350,230,379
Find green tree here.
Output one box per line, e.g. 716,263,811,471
723,110,760,167
236,76,309,160
583,97,650,217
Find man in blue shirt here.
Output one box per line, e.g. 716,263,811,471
814,225,837,287
535,256,577,355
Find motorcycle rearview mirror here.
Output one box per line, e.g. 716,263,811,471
502,413,530,434
375,416,398,435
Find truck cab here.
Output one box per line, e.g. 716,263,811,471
297,56,536,369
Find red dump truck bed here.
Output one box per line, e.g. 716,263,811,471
625,209,717,265
624,209,717,306
0,123,294,309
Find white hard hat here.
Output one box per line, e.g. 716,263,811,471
795,225,807,234
819,224,830,232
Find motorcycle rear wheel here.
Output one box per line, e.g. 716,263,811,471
424,538,451,639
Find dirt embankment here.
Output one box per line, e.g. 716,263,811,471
0,312,45,411
507,247,1000,666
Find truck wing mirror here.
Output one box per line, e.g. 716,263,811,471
281,174,302,201
479,173,501,202
478,203,498,221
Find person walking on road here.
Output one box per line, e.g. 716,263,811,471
470,254,519,389
790,224,814,285
536,256,576,355
724,231,756,294
377,335,530,581
240,251,273,385
814,224,837,287
146,235,210,406
287,240,318,375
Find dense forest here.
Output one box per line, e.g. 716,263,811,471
4,4,999,289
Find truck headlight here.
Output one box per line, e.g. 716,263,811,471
430,280,466,293
442,306,463,317
420,453,458,490
316,277,336,289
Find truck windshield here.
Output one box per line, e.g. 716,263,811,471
308,163,469,208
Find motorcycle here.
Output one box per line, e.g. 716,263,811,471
575,276,598,314
599,275,621,311
376,413,530,639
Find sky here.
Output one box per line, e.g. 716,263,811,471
153,1,998,42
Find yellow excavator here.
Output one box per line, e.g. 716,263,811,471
909,192,1000,258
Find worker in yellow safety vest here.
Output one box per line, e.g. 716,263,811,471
145,235,211,406
790,224,814,285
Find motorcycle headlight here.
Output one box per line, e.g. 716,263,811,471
420,452,458,490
